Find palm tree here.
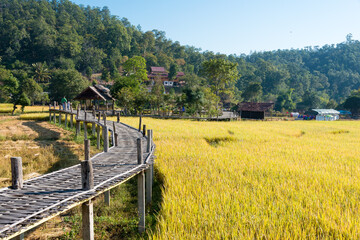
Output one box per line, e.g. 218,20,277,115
32,62,51,83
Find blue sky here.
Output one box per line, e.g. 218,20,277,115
71,0,360,55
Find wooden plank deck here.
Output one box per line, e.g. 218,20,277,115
0,109,155,239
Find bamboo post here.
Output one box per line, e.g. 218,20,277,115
138,115,142,131
92,123,96,135
84,139,90,161
114,132,118,147
96,124,100,150
113,122,116,133
138,170,145,233
146,129,152,152
146,166,153,205
76,120,80,136
49,105,51,122
70,114,73,128
137,138,146,232
65,113,68,128
137,138,143,164
81,141,93,190
84,121,88,139
117,112,120,123
112,122,116,146
103,126,109,152
82,200,94,240
77,105,80,118
103,113,107,126
146,130,153,205
143,125,146,137
11,157,23,189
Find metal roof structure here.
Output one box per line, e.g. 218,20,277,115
312,109,340,115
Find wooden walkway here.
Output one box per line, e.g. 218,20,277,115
0,108,155,239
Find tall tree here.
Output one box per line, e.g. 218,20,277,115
200,59,238,96
49,69,89,101
241,82,262,102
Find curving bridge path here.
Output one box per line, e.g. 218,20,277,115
0,108,155,240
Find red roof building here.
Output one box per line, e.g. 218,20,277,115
148,67,186,87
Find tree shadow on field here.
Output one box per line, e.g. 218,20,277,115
22,121,80,173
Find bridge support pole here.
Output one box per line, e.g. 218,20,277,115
59,113,62,125
114,133,118,147
146,130,153,205
82,200,94,240
103,126,109,152
104,190,110,206
138,171,145,233
81,139,94,240
92,123,95,135
96,125,100,149
84,122,88,139
117,112,120,123
49,105,52,122
137,138,145,232
53,112,56,124
76,120,80,136
70,114,73,128
65,113,68,128
138,115,142,131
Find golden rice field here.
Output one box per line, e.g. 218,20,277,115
0,103,48,114
113,117,360,239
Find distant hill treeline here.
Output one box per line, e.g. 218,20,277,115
1,0,360,110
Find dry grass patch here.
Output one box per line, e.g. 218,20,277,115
0,117,100,188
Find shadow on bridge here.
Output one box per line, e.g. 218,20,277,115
22,121,81,174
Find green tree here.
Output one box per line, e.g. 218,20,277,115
274,89,296,112
16,92,31,113
201,59,238,96
241,82,262,102
21,78,43,105
168,63,178,80
49,69,89,101
122,56,148,82
32,62,51,83
0,68,19,102
343,89,360,114
297,91,322,110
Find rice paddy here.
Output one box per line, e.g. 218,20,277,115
1,109,360,239
0,103,48,114
114,117,360,239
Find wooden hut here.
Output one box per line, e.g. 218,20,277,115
73,84,115,111
237,102,274,120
